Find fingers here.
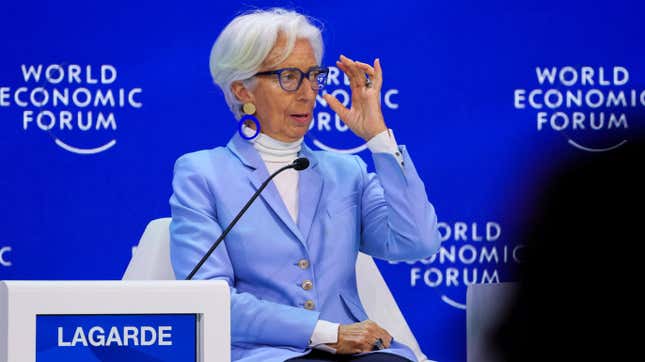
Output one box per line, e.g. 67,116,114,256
338,55,362,79
356,60,383,90
363,321,392,351
338,55,364,89
323,93,350,121
374,58,383,88
371,322,392,349
355,61,374,76
334,321,392,354
336,55,382,90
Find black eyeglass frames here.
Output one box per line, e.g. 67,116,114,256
254,66,329,92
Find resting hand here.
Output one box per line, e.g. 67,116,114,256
326,320,393,354
323,55,387,141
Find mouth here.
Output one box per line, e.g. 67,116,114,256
289,113,311,124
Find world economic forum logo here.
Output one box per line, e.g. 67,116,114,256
390,221,524,310
0,63,143,155
514,66,642,152
310,66,399,153
0,245,12,267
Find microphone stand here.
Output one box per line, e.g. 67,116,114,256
185,158,309,280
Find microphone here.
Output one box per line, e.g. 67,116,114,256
292,157,309,171
186,157,310,280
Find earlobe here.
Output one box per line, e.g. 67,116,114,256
231,81,254,103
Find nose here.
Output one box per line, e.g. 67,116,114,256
296,77,316,102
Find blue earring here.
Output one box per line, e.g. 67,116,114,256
238,103,260,140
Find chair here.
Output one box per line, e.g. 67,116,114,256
123,218,432,362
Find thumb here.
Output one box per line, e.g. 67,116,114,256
323,93,350,122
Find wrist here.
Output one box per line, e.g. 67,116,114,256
363,125,388,141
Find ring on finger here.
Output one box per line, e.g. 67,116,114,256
372,337,385,350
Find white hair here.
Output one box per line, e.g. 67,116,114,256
209,8,324,119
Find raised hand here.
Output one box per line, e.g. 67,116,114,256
323,55,388,141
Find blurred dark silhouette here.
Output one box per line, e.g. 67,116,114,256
492,135,645,361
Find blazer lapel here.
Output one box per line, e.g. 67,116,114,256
297,144,323,243
227,133,305,244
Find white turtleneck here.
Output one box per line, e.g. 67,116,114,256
242,125,404,353
243,125,303,222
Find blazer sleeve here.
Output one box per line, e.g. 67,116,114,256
357,145,442,261
169,154,319,348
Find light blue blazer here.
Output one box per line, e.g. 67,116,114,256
169,132,441,362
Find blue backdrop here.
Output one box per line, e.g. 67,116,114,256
2,1,644,360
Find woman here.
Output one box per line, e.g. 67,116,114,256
170,8,441,362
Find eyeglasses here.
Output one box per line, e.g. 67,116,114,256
254,66,329,92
